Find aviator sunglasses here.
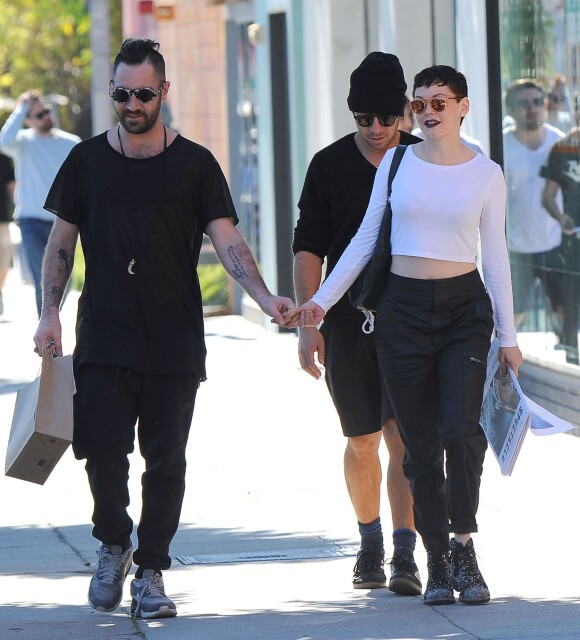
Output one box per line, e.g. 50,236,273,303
353,114,398,127
410,95,464,114
108,81,166,104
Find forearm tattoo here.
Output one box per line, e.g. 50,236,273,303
49,286,64,308
227,246,249,280
58,248,71,276
44,247,70,308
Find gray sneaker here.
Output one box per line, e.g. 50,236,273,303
88,544,133,612
130,569,177,619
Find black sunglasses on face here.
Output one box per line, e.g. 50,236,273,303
29,108,52,120
514,96,544,109
108,81,166,104
353,113,398,127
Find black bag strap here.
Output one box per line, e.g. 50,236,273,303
386,144,407,203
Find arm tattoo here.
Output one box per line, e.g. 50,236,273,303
57,248,71,276
49,286,64,309
227,246,249,280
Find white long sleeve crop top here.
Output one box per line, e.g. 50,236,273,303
312,145,518,346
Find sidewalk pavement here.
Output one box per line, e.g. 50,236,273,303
1,274,580,640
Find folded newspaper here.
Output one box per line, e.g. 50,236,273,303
479,338,574,476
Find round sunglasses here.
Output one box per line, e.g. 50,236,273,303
108,81,166,104
410,95,464,114
353,114,398,128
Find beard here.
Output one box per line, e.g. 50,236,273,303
523,119,542,131
37,118,53,134
117,99,162,134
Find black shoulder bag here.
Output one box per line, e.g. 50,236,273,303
347,144,407,318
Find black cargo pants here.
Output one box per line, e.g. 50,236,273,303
375,270,493,552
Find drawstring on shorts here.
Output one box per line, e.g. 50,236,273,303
361,310,375,334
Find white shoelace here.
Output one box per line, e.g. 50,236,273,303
96,547,127,583
132,573,166,617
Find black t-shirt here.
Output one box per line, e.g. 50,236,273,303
543,133,580,226
45,132,237,378
292,130,421,313
543,133,580,271
0,152,15,223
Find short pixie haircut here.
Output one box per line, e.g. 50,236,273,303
413,65,468,98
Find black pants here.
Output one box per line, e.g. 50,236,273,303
561,236,580,365
375,270,493,552
73,364,199,570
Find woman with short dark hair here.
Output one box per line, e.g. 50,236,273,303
284,65,522,606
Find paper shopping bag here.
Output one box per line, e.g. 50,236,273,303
5,350,76,485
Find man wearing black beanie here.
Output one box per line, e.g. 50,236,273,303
292,53,423,594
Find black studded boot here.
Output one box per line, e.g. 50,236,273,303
423,549,455,605
449,538,490,605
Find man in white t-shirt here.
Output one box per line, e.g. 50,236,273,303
503,79,566,331
0,91,80,317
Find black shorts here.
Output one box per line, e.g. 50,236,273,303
320,312,394,437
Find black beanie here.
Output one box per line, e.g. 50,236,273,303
347,52,407,116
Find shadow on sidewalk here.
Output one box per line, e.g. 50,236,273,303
149,595,580,640
2,520,580,640
1,595,579,640
0,522,355,578
171,523,356,567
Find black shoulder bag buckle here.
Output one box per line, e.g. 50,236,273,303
347,144,408,333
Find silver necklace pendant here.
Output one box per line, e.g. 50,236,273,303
128,258,136,275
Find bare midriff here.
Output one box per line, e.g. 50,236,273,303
390,255,477,280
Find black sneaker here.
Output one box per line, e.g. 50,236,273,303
449,538,490,605
423,550,455,605
130,569,177,619
352,547,386,589
388,551,422,595
88,544,133,612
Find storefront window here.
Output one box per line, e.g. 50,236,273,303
235,23,260,261
500,0,580,366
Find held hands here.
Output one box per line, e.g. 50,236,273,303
280,300,325,329
498,345,523,377
258,294,296,326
